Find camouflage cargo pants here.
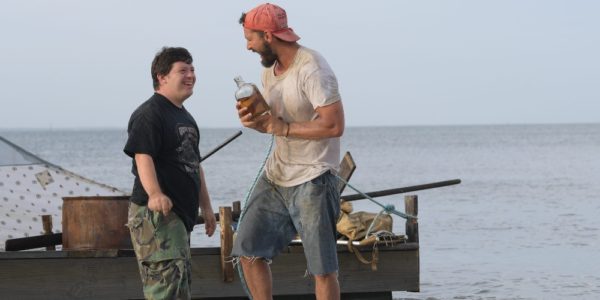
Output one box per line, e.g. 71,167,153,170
127,202,192,300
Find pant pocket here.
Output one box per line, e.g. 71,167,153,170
127,206,156,246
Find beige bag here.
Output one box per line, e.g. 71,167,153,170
336,201,393,270
336,211,393,242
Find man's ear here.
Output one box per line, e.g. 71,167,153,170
263,31,273,43
155,74,167,89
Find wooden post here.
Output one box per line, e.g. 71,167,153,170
219,206,234,282
232,201,241,218
337,151,356,195
404,195,419,243
42,215,55,251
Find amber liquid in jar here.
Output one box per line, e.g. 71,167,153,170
234,76,270,117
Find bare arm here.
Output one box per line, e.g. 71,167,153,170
199,165,216,237
237,100,345,139
135,153,173,216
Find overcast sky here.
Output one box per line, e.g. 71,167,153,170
1,0,598,129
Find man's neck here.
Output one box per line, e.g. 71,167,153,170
156,91,184,108
274,43,300,75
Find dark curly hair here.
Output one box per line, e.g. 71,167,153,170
151,47,193,90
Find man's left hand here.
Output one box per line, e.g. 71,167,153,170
202,208,216,237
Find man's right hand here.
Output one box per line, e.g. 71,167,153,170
148,192,173,216
236,101,271,132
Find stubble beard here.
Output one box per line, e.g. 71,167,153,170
259,42,277,68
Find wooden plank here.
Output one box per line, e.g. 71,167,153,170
220,206,234,282
0,248,218,260
232,201,241,216
0,245,418,299
337,151,356,194
405,195,419,244
269,245,419,296
0,254,143,299
4,233,62,251
42,215,55,251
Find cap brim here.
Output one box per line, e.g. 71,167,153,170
273,28,300,42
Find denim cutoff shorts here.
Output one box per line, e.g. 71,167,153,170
231,171,341,275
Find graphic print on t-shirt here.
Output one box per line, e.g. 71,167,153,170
176,125,200,174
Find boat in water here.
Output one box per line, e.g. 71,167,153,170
0,135,432,299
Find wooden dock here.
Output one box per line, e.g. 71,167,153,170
0,136,470,300
0,195,420,299
0,151,435,299
0,242,418,299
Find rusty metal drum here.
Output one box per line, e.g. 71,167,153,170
62,196,132,250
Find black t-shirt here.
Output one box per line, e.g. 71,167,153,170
124,93,201,231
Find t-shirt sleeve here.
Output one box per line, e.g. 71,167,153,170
303,67,341,109
123,109,162,159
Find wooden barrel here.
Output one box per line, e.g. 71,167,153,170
62,196,132,250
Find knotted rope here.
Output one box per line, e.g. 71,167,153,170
335,175,417,220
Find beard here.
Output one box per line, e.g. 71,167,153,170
258,41,277,68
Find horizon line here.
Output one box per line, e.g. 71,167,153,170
1,121,599,131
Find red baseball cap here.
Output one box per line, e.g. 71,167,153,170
243,3,301,42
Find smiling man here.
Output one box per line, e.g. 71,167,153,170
232,4,345,300
124,47,216,300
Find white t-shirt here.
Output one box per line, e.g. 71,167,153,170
262,46,342,187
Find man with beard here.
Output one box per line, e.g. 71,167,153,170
124,47,216,299
231,3,345,300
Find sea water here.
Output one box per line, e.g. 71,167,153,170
1,124,599,299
